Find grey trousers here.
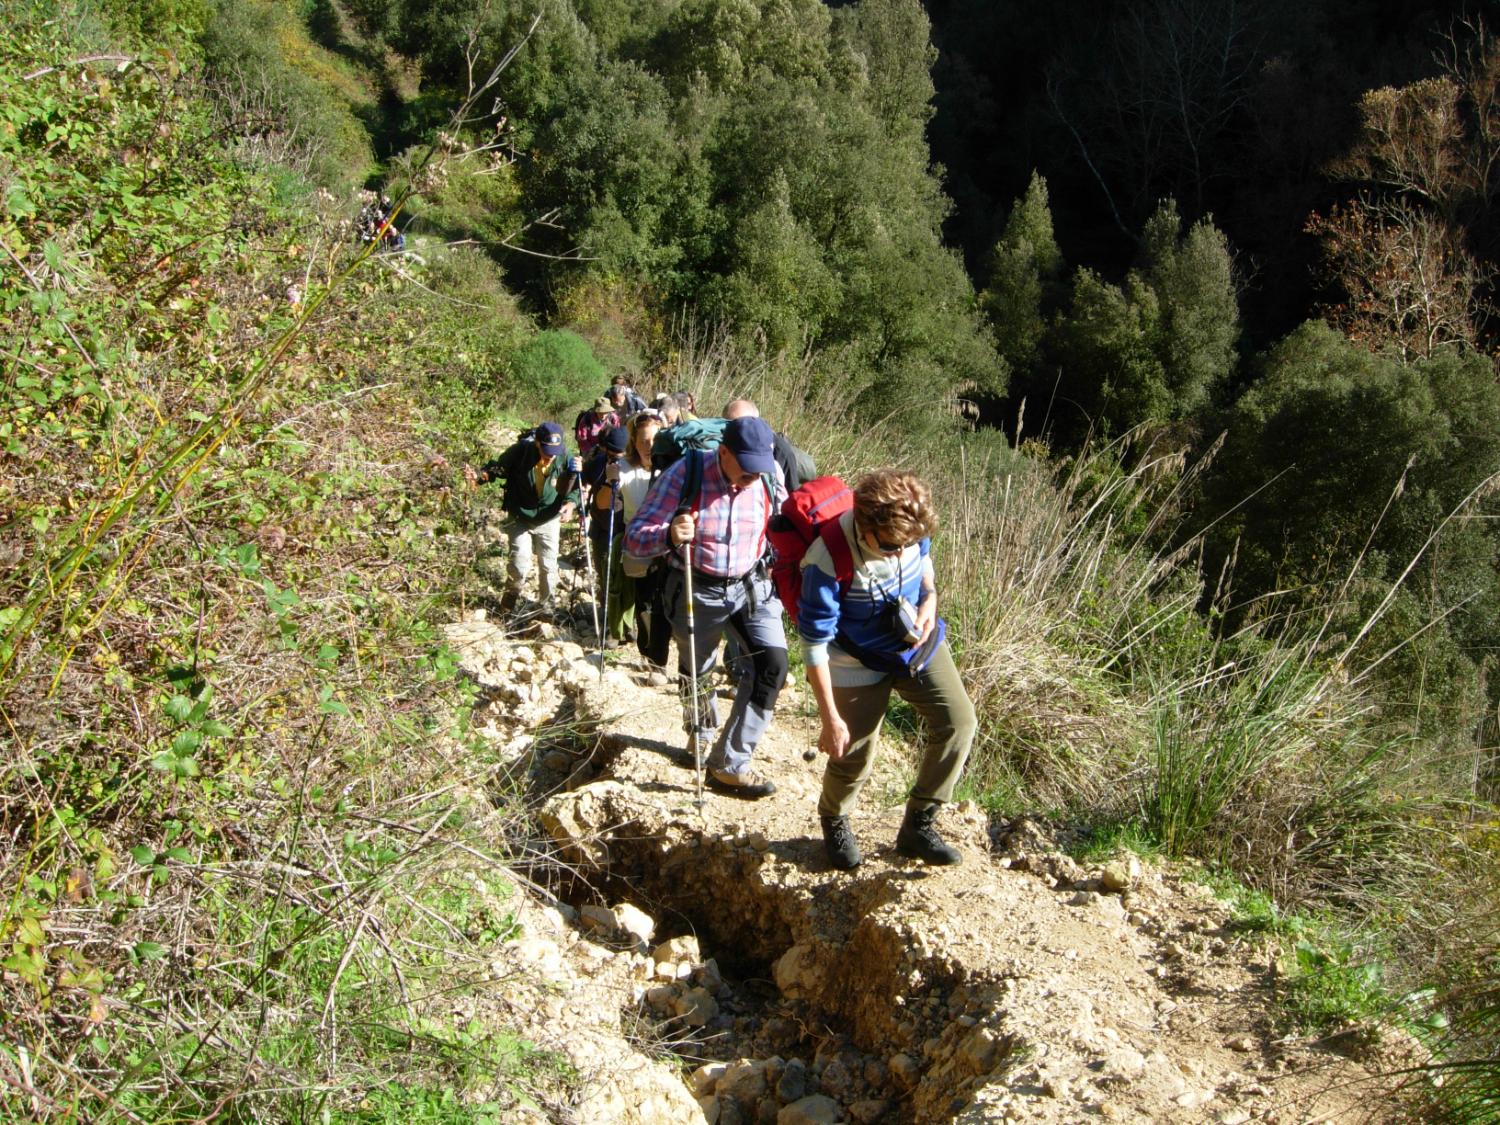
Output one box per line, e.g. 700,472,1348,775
819,640,977,818
505,516,562,602
664,567,788,776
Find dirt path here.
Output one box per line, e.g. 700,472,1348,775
445,597,1399,1125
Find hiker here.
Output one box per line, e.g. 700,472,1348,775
581,425,633,646
797,469,976,870
608,375,648,417
574,397,620,458
618,411,670,666
625,416,787,799
672,390,697,421
723,398,817,492
652,394,682,427
466,422,581,619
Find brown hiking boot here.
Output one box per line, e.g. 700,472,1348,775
706,767,776,800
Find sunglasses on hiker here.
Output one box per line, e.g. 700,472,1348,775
874,535,908,555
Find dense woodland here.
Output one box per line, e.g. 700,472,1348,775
3,0,1499,1118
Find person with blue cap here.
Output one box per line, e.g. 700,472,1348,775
626,414,788,799
467,421,582,619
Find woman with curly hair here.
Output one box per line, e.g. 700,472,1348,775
797,469,977,870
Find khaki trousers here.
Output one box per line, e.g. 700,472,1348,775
819,641,977,818
506,516,562,602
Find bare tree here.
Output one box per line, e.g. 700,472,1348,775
1048,0,1259,221
1308,196,1491,361
1313,17,1500,358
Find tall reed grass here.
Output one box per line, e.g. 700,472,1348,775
668,326,1497,1100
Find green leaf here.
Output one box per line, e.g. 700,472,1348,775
18,916,46,946
132,942,166,961
1,952,43,982
129,845,155,866
163,695,194,722
59,965,106,992
200,720,232,738
42,241,64,272
170,730,202,755
5,184,36,219
161,847,191,863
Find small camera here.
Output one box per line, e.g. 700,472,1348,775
896,597,921,645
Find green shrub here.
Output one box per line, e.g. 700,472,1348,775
508,328,606,421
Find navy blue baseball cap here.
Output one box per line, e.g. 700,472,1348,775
536,422,565,456
722,416,776,476
602,425,628,453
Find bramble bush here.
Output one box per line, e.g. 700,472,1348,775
0,6,570,1117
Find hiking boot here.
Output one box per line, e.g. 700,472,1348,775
895,804,962,866
706,768,777,800
498,589,519,616
821,815,862,870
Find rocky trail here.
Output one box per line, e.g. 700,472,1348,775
443,562,1401,1125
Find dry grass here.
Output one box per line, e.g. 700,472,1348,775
661,325,1498,1064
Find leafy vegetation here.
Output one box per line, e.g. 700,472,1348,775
0,3,569,1116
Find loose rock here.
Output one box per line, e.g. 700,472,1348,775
777,1094,841,1125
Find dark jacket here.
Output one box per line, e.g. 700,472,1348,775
773,431,817,492
581,447,627,540
481,435,581,529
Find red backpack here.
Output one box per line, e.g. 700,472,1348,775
769,476,856,625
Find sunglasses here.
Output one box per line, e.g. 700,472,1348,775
874,535,908,555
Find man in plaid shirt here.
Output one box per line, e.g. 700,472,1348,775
626,416,788,799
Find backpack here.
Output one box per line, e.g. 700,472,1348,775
651,417,727,474
481,427,537,482
768,476,855,625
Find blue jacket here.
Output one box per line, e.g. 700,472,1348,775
798,510,932,668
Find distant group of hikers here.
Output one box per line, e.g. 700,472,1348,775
356,193,405,253
465,373,977,872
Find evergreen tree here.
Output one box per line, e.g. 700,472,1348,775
982,171,1064,374
1048,200,1238,438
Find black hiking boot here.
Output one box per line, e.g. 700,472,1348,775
821,815,862,870
895,803,962,866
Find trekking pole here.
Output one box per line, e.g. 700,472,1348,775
580,494,600,647
682,542,703,807
599,481,617,683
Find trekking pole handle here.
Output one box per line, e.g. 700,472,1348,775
668,510,696,547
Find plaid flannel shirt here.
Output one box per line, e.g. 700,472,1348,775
625,452,786,578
